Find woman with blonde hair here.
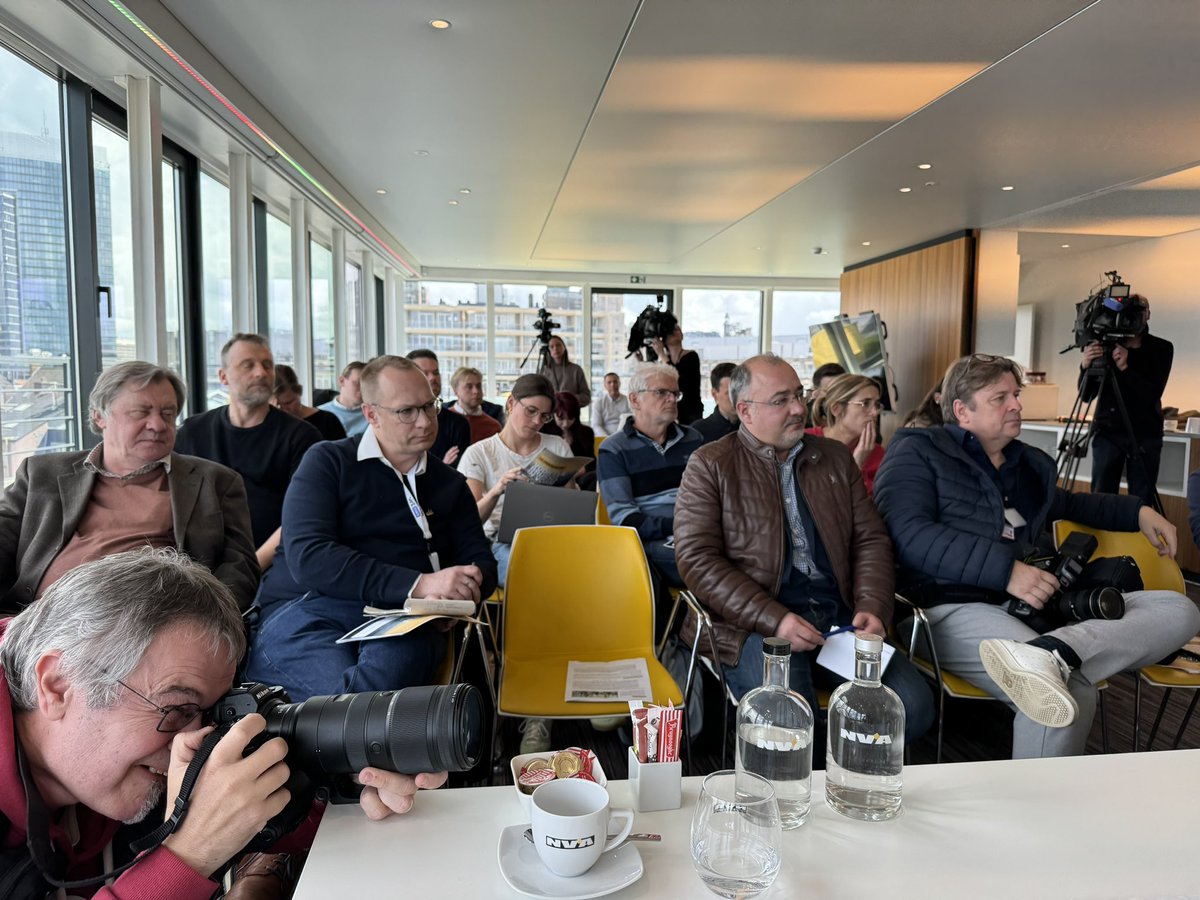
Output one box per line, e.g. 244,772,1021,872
807,373,886,496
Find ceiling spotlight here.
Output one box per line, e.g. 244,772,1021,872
899,187,912,193
1061,243,1071,249
811,246,828,256
429,19,451,29
375,188,387,195
924,181,937,187
1001,185,1015,191
448,199,459,206
753,246,763,251
861,241,871,246
458,188,471,194
917,163,932,170
413,149,430,157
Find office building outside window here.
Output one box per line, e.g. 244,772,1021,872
200,171,232,406
495,284,582,398
265,212,293,365
91,120,135,370
403,281,487,397
346,261,363,361
310,239,334,391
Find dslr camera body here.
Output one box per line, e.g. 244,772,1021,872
1007,531,1134,633
626,295,674,359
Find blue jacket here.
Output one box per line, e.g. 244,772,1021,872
257,438,497,609
874,426,1142,595
597,419,701,541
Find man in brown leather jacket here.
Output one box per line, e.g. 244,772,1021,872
675,354,933,743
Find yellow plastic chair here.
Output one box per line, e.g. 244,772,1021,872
595,490,612,526
497,525,682,726
1054,519,1199,750
593,434,606,458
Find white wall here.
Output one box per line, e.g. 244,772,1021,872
1020,230,1200,418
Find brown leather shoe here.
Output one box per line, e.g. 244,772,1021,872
225,852,294,900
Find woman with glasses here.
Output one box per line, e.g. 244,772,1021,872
459,374,577,585
808,374,886,497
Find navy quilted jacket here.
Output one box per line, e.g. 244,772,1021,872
874,426,1142,594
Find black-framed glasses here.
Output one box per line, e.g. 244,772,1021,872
517,402,554,424
847,398,884,411
742,390,805,409
369,397,442,424
118,679,204,733
640,388,682,402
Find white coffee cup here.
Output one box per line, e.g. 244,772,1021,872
530,778,634,877
1187,417,1200,435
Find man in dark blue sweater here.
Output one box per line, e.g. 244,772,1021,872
875,353,1198,758
245,356,497,701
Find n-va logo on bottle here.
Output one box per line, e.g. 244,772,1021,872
545,835,596,850
838,728,893,744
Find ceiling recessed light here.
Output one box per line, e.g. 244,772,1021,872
375,188,387,195
899,187,912,193
917,163,932,170
448,199,459,205
429,19,451,29
1001,185,1015,191
861,241,871,246
924,181,937,187
1061,243,1071,249
753,246,762,251
413,149,430,157
458,188,471,194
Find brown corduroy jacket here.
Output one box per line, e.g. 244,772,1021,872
674,427,894,666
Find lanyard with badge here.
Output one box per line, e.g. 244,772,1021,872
400,471,440,571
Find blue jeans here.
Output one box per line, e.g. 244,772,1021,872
1090,430,1163,505
245,594,447,702
724,631,935,746
492,542,513,586
644,537,684,589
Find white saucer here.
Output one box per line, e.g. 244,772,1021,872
496,824,644,899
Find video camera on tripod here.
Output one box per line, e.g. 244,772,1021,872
1062,270,1147,354
531,306,561,344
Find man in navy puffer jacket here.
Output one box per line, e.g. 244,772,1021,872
876,354,1199,758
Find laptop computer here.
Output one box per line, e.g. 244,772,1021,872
495,481,599,544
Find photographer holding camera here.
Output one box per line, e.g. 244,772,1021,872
0,549,446,898
875,353,1199,759
1078,295,1173,505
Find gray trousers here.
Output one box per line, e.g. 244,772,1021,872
919,591,1200,758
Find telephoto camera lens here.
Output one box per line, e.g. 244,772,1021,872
263,683,484,777
1055,586,1125,623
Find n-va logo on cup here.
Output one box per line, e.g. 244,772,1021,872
839,728,893,745
545,835,596,850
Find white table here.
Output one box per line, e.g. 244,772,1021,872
295,750,1197,898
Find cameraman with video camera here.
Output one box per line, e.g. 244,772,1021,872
875,353,1199,759
0,549,448,898
1079,294,1173,505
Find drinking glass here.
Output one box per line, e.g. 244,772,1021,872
690,769,782,898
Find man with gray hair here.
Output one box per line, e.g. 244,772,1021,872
597,361,701,590
0,360,258,611
0,549,446,896
875,352,1199,758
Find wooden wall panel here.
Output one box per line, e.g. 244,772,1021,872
840,234,975,440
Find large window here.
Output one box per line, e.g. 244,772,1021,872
265,212,293,365
346,260,363,361
0,47,77,483
91,120,135,369
310,238,334,390
200,171,231,406
771,290,841,385
590,290,670,385
404,281,487,398
162,160,185,377
681,289,762,414
495,284,583,397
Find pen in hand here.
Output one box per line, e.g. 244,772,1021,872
821,624,857,639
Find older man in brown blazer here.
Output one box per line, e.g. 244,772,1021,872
0,361,258,612
674,354,933,743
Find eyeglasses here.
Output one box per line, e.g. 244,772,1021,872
369,398,442,424
640,388,682,402
517,402,554,424
741,390,806,409
847,399,884,411
118,679,204,733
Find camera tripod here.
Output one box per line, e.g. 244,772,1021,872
1056,344,1164,515
519,336,554,373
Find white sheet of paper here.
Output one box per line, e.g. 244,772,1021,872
815,631,895,681
564,658,653,703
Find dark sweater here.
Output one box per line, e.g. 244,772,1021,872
694,409,738,444
674,350,703,425
303,408,348,442
431,407,470,466
257,439,497,609
1079,331,1173,439
175,405,320,546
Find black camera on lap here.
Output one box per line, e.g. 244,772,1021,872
1006,531,1140,633
208,682,484,850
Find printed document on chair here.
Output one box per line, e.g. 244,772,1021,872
565,658,653,702
816,630,895,681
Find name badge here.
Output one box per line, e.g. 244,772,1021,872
1004,507,1027,528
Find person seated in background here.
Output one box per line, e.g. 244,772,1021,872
874,353,1199,759
597,362,701,592
542,391,596,488
317,361,368,437
0,360,257,612
674,355,933,743
447,366,502,446
0,549,443,897
459,374,576,586
406,349,470,466
175,334,320,570
902,379,944,429
273,364,347,441
246,356,496,701
593,372,631,437
693,361,739,444
539,335,591,408
806,374,886,497
804,362,846,428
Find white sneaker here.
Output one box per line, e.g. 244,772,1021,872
979,639,1078,728
518,718,552,755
